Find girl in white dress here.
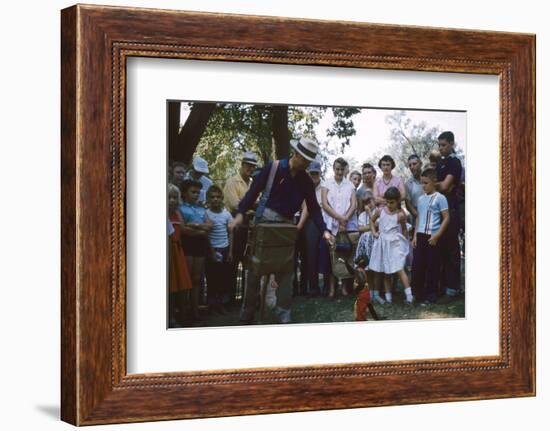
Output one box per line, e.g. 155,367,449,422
369,187,414,305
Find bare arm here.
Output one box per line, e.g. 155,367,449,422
398,211,408,239
398,177,407,201
436,174,456,194
343,189,357,221
181,224,204,236
405,194,418,219
227,214,234,260
370,209,380,237
197,212,213,234
372,181,385,206
429,209,450,245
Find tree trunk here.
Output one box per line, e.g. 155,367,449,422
167,102,181,160
168,102,216,164
272,105,290,159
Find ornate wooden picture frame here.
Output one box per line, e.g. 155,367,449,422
61,4,535,425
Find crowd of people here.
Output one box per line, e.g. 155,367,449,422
167,131,465,327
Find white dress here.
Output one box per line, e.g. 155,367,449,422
322,178,358,235
369,208,409,274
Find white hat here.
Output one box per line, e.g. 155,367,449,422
192,156,209,174
290,137,319,162
241,151,259,166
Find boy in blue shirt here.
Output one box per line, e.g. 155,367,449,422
411,168,450,304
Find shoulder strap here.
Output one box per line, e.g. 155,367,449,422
423,193,438,234
255,160,280,219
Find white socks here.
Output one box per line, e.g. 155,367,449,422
404,287,414,303
385,292,393,303
373,291,386,305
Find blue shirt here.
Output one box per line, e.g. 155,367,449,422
416,192,449,235
179,202,206,224
184,173,213,204
206,209,232,248
237,159,327,233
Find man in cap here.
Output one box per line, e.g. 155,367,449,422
185,156,213,205
223,151,259,214
295,159,325,297
231,137,335,324
223,151,259,308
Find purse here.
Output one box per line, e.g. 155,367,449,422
330,231,358,280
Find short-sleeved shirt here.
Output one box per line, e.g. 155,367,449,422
374,175,405,203
436,154,463,209
323,177,358,235
184,173,213,204
416,192,449,235
223,173,250,214
405,176,423,211
206,209,232,248
179,201,206,224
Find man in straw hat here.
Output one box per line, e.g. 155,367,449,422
223,151,259,309
223,151,259,214
230,137,335,324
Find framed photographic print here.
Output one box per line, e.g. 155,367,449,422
61,4,535,425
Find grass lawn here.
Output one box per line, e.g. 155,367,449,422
192,293,465,327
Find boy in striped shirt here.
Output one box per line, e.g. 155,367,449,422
411,168,450,305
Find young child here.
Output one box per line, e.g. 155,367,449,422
204,185,234,313
168,184,193,327
353,226,379,321
369,187,414,305
178,179,212,322
355,196,381,305
428,150,441,169
411,168,450,304
357,196,375,233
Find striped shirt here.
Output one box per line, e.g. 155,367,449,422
206,209,232,249
416,192,449,234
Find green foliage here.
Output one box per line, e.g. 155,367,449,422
380,111,442,177
189,102,360,185
288,105,325,138
326,107,362,151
